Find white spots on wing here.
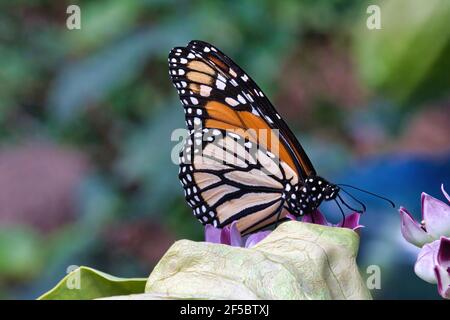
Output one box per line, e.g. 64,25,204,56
225,97,239,107
178,69,185,75
180,81,187,88
196,109,202,115
244,92,254,103
228,132,241,140
217,74,226,83
229,68,237,77
180,58,188,64
200,85,212,97
241,74,249,82
237,94,246,104
187,53,195,59
230,79,238,87
190,97,199,105
203,47,211,53
216,79,226,90
171,58,176,63
193,117,202,126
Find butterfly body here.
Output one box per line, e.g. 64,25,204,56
169,40,341,235
284,176,339,216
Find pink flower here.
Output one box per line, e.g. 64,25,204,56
204,221,272,248
205,210,362,249
301,210,364,232
414,236,450,299
399,184,450,247
434,237,450,299
400,184,450,299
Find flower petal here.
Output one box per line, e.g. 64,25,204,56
414,240,440,284
286,213,297,221
220,225,231,245
204,224,222,244
434,265,450,299
245,231,271,248
422,193,450,239
442,184,450,203
436,236,450,270
302,210,329,226
399,206,433,247
338,212,364,230
229,221,243,247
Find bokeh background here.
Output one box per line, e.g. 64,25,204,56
0,0,449,299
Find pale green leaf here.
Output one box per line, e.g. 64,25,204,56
38,266,146,300
145,221,372,300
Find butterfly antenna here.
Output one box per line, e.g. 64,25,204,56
337,184,396,208
337,193,364,214
339,189,367,213
334,199,346,227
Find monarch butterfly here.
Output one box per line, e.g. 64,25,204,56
168,40,392,236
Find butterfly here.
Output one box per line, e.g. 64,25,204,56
168,40,390,236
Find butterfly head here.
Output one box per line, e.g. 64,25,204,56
322,180,340,201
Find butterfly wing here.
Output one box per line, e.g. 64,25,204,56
190,40,316,176
178,128,298,235
169,40,312,234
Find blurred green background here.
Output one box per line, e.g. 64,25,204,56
0,0,449,299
